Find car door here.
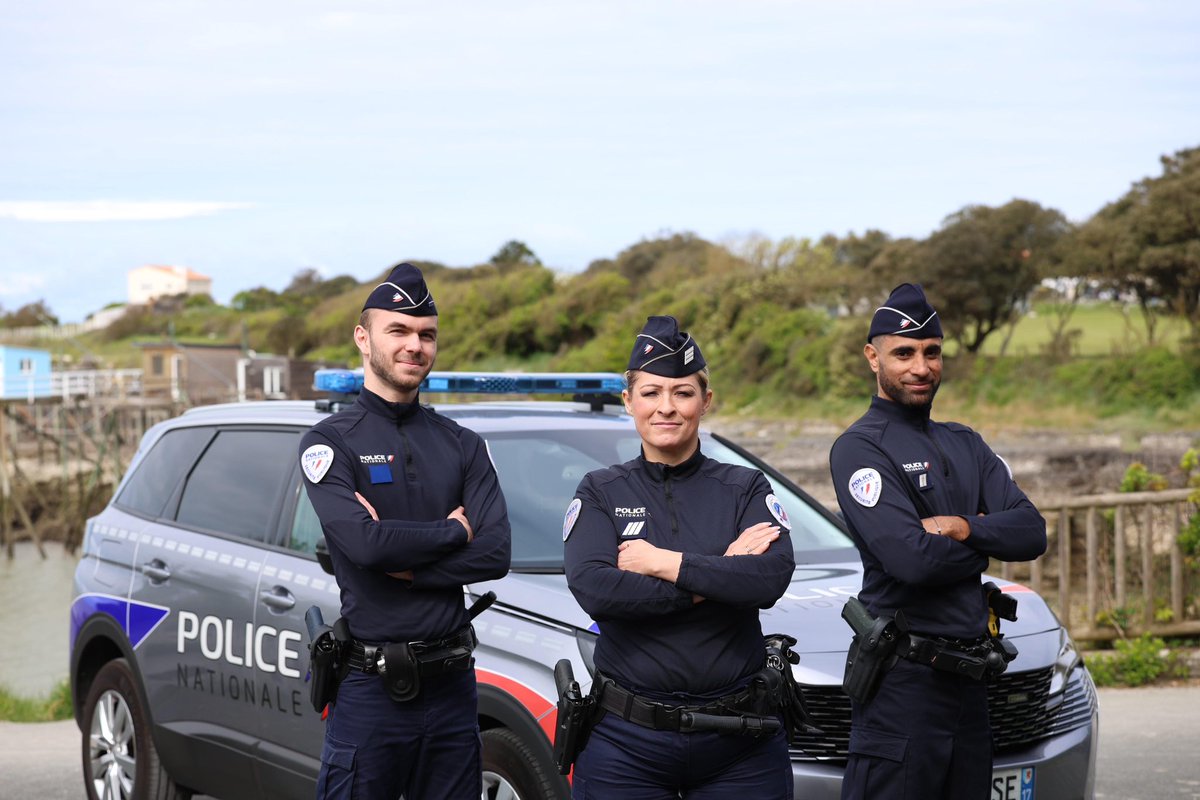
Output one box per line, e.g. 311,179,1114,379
130,426,302,799
252,468,342,799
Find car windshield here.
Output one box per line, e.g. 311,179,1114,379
482,429,854,571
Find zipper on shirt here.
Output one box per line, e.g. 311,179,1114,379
397,420,418,481
664,474,679,536
923,420,951,477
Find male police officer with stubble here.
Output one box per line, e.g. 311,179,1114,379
829,283,1046,799
299,262,511,799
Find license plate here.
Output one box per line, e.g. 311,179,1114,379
991,766,1035,800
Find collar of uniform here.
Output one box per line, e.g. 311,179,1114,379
356,386,422,421
869,394,931,424
639,444,705,482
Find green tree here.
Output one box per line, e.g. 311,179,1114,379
1,299,58,327
490,240,541,268
1075,147,1200,340
919,200,1070,353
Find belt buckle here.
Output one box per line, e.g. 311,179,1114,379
652,703,683,730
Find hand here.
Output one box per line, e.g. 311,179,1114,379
617,539,682,582
448,506,474,542
724,521,780,556
921,515,970,542
355,493,412,580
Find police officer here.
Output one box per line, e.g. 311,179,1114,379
563,315,796,799
299,262,511,799
829,283,1047,800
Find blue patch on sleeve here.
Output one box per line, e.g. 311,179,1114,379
369,464,393,484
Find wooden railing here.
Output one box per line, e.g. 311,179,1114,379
1000,489,1198,642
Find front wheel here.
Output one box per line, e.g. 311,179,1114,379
481,727,568,800
80,658,190,800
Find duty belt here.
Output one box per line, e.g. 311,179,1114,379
596,675,763,732
896,631,1007,681
346,626,476,676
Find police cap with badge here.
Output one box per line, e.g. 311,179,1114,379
867,283,942,342
627,315,706,377
362,262,438,316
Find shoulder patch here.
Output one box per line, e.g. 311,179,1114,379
765,494,792,530
302,444,334,483
562,498,582,541
848,467,882,507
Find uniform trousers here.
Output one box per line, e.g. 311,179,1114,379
572,711,792,799
841,657,992,800
316,666,481,799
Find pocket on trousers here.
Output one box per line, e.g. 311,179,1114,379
317,735,357,799
847,725,908,762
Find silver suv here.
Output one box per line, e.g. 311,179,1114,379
69,372,1098,800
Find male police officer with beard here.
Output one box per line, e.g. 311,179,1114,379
299,262,511,799
829,283,1046,800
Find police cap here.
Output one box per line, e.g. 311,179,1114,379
627,315,706,377
362,262,437,316
867,282,942,342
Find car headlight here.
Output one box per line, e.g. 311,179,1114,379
1049,629,1081,695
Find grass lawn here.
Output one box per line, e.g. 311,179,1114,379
974,303,1190,358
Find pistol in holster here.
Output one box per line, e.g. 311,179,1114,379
840,596,907,705
552,659,601,775
305,605,351,714
762,633,821,742
983,582,1020,669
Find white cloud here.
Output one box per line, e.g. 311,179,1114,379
0,201,254,223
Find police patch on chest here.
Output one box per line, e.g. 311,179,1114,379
848,467,882,507
301,444,333,483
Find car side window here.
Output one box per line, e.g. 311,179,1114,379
114,427,213,518
289,486,323,555
175,429,301,541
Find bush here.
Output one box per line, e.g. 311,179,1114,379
1085,634,1183,687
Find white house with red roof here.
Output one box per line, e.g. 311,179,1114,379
127,265,213,305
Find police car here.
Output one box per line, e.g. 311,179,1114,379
69,371,1097,800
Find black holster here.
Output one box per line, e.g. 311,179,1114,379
763,633,820,741
305,606,351,713
840,596,906,705
552,659,600,775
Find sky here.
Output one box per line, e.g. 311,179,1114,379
2,1,1199,323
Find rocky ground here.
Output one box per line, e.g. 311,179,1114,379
707,416,1200,509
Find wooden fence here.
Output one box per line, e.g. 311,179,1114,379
1003,488,1198,642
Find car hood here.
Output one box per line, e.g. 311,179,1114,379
476,563,1064,682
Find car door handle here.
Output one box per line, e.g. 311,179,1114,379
259,586,296,611
141,559,171,583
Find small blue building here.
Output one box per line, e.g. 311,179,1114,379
0,345,53,400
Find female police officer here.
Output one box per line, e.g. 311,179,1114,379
562,315,796,799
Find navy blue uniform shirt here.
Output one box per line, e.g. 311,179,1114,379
564,447,796,699
300,387,511,643
830,396,1046,639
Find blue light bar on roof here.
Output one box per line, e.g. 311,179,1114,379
313,368,364,394
314,369,625,396
421,371,625,395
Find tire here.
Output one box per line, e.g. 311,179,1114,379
481,727,568,800
80,658,191,800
